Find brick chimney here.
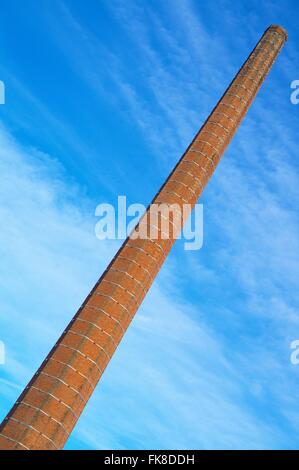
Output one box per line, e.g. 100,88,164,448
0,25,287,450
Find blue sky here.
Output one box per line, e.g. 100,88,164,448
0,0,299,450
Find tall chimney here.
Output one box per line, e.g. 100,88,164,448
0,25,287,450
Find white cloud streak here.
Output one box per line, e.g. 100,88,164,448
1,0,299,450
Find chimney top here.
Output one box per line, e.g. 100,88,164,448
266,24,288,41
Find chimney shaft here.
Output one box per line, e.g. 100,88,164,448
0,25,287,450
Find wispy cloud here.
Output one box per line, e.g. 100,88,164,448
0,123,118,412
1,0,299,451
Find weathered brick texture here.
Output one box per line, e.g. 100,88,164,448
0,25,287,450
